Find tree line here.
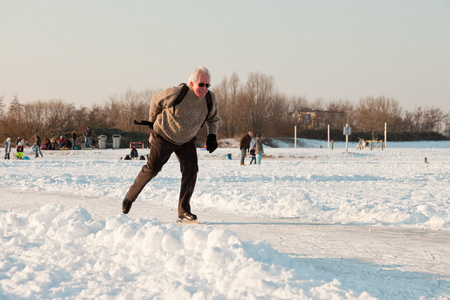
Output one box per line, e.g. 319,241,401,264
1,71,449,144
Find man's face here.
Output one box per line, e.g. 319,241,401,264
190,73,210,98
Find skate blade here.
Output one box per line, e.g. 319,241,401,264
176,219,201,224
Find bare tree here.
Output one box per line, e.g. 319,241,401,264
444,111,450,137
4,95,26,140
0,95,5,119
0,95,6,141
422,107,445,132
214,72,242,138
88,104,110,129
241,72,277,136
227,72,242,137
72,105,90,130
289,95,310,112
326,99,354,129
105,88,153,131
212,77,230,137
265,93,293,136
311,98,325,111
354,96,402,136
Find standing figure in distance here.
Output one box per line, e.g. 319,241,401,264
249,148,256,165
122,66,220,221
4,137,12,159
71,130,77,150
34,134,43,158
84,127,92,149
239,131,253,166
253,134,264,165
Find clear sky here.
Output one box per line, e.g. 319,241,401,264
1,0,450,112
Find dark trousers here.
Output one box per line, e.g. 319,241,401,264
126,134,198,215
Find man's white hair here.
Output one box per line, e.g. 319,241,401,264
188,66,211,84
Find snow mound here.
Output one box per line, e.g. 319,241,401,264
0,205,373,299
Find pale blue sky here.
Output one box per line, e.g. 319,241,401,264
1,0,449,112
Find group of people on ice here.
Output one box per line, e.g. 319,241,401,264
3,137,27,159
2,127,95,159
239,131,264,166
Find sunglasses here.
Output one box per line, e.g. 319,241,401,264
198,83,211,88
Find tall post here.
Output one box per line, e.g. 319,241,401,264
327,124,330,149
345,124,349,153
384,122,387,149
343,123,351,153
294,125,297,148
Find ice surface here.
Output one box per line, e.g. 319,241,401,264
1,139,449,299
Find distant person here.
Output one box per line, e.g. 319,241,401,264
16,140,24,159
84,127,92,149
4,137,12,159
239,131,253,166
50,138,58,150
71,130,77,150
34,134,43,158
253,134,264,165
249,148,256,165
42,137,50,150
58,136,67,148
121,66,220,222
65,139,73,149
130,146,138,159
90,135,97,148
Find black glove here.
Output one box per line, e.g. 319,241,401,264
206,134,218,153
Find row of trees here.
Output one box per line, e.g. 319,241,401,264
1,71,449,143
214,72,449,138
0,90,152,143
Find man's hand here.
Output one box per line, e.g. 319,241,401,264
206,134,218,153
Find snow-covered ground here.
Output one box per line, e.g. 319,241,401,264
1,139,449,299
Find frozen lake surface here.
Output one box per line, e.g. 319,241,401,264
1,139,449,299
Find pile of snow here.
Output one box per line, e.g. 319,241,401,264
1,205,373,299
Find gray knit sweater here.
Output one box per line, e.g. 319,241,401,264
149,85,220,145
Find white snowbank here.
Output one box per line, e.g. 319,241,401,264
1,205,375,299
